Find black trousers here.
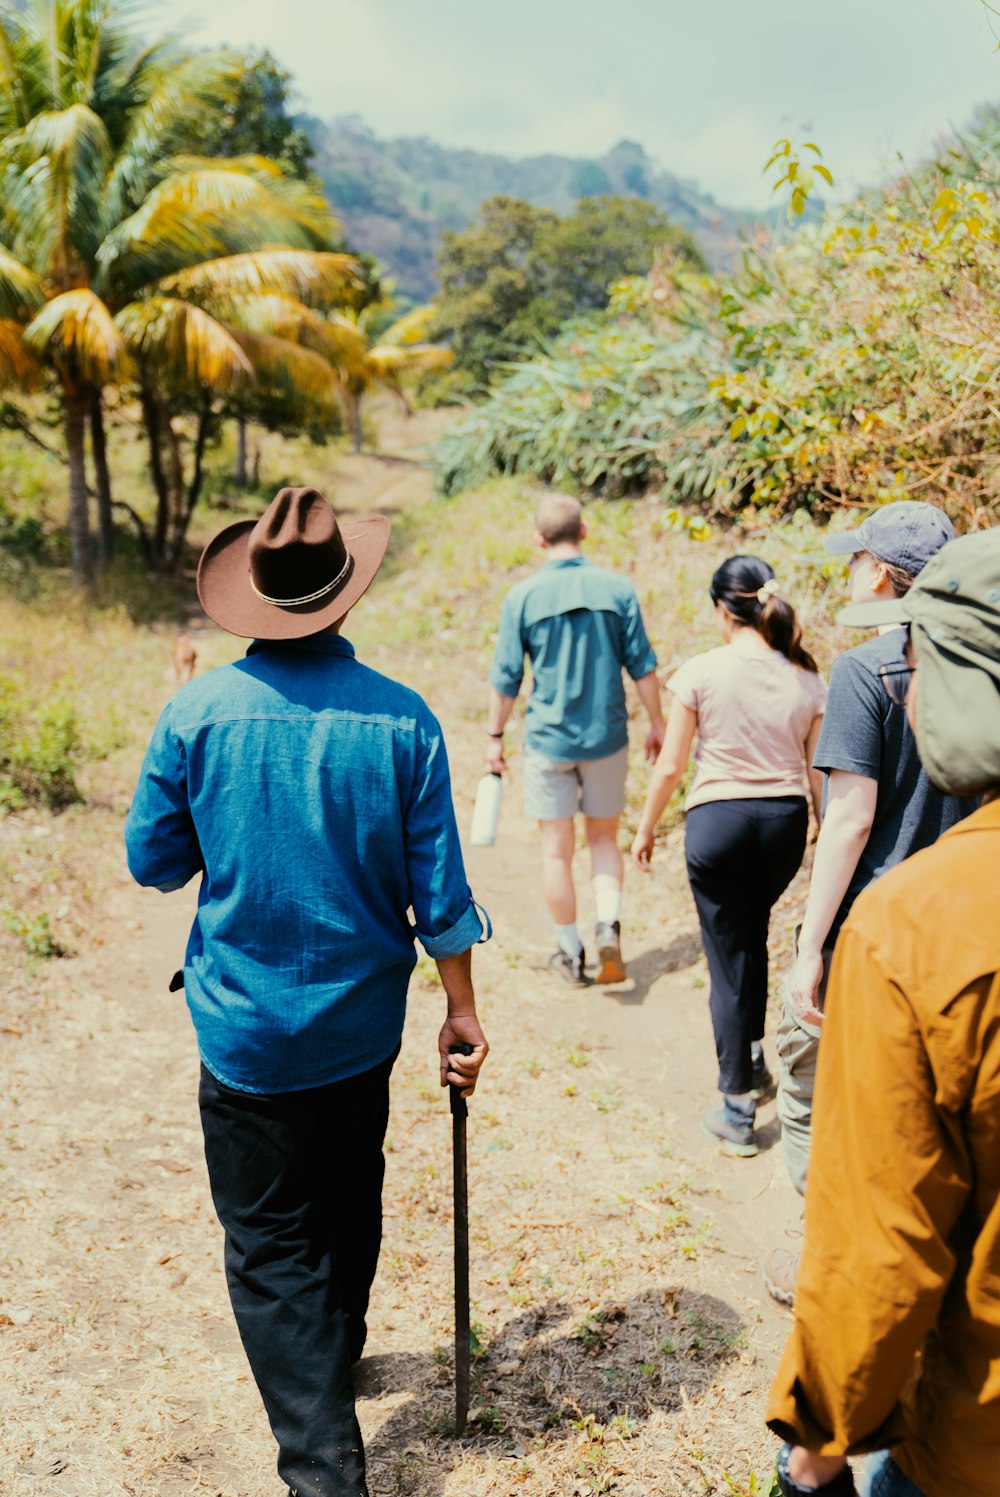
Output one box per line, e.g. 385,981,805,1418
685,797,807,1096
198,1050,397,1497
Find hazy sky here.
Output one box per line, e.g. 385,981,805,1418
178,1,1000,209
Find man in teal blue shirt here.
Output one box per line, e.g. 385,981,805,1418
487,493,663,985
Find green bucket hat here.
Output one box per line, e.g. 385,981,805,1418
838,529,1000,795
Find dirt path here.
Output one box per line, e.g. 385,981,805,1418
1,421,805,1497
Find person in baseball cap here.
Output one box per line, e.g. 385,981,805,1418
823,498,956,573
838,527,1000,796
766,526,1000,1497
764,499,977,1310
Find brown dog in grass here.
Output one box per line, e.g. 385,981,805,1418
173,632,196,685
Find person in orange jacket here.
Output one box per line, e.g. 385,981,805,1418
765,528,1000,1497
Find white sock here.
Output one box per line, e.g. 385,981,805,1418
593,875,621,927
555,923,583,957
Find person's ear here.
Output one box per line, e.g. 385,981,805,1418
578,521,588,542
533,529,548,551
871,562,894,598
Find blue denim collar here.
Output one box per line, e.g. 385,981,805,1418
545,556,588,569
246,634,356,660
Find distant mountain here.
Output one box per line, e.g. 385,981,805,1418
307,114,769,301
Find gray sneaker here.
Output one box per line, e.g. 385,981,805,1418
548,948,589,987
750,1053,774,1100
701,1099,758,1157
594,921,626,984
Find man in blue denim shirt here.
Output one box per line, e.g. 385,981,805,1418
125,487,490,1497
486,493,663,987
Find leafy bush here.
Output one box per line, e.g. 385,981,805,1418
0,674,84,811
435,317,722,499
437,122,1000,532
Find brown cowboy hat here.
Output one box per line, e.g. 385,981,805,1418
197,486,390,640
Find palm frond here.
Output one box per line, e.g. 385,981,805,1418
0,13,31,132
207,291,330,348
320,314,372,382
102,51,242,222
97,170,346,295
1,102,112,272
0,316,41,387
368,343,453,376
154,250,364,309
115,294,252,391
24,285,127,382
230,328,339,408
376,304,438,347
0,244,46,314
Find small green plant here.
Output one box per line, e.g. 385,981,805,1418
724,1469,780,1497
0,675,83,811
5,910,67,959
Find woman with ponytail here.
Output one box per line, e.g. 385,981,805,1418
631,556,826,1158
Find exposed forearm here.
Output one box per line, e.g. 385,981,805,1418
798,809,871,956
637,762,685,834
487,688,517,737
808,767,825,826
635,671,664,729
436,948,477,1017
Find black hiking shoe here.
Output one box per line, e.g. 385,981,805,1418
548,948,589,988
750,1053,774,1101
701,1098,758,1158
594,921,626,984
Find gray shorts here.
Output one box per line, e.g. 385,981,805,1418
523,742,629,821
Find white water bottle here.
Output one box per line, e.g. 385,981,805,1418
470,772,503,847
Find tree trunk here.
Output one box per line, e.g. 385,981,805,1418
64,388,91,587
168,396,212,574
141,383,171,568
89,387,115,568
235,416,247,486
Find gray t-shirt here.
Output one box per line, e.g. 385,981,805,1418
813,630,977,942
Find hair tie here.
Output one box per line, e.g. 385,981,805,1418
757,579,781,604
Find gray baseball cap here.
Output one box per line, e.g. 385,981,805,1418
838,529,1000,794
824,499,955,573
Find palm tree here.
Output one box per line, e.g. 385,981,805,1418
0,2,363,582
326,302,453,452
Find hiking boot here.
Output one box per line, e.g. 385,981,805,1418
762,1246,799,1307
548,947,589,987
594,921,626,984
750,1053,774,1100
701,1098,758,1157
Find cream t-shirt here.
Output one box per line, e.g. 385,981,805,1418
668,641,827,810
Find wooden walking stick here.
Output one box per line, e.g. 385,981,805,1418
449,1042,474,1435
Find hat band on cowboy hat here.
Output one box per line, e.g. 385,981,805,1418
197,486,390,641
248,551,353,608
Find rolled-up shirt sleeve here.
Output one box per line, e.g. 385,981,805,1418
124,709,203,893
488,593,525,698
406,713,490,959
621,588,657,681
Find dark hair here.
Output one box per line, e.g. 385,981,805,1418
709,555,818,673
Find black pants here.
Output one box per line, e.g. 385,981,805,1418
198,1050,397,1497
685,797,807,1096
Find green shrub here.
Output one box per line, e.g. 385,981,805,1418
0,674,83,811
4,909,67,958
